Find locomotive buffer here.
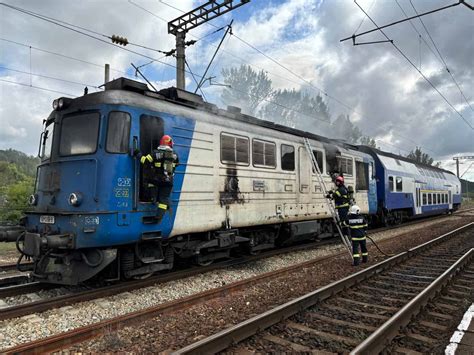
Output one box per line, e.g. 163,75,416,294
303,138,352,257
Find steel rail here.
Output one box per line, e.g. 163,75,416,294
3,223,472,354
174,222,474,354
351,247,474,354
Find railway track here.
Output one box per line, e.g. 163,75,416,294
3,222,473,354
175,222,474,354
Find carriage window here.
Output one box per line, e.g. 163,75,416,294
422,193,427,205
437,193,441,204
428,194,432,205
106,111,131,153
281,144,295,171
396,176,403,192
311,150,324,173
252,139,275,168
338,157,353,175
389,176,394,192
60,112,100,156
221,133,249,165
356,161,369,191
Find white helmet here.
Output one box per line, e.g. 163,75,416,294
350,205,361,214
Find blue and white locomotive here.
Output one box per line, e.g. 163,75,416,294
0,78,461,284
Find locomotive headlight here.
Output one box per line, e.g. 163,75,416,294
52,99,59,110
68,192,83,206
58,98,65,109
28,194,38,206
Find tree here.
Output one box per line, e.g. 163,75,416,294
331,114,362,143
261,88,331,132
359,136,378,148
406,147,440,166
221,65,273,116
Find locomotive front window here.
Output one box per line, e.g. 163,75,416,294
106,111,131,153
59,112,100,156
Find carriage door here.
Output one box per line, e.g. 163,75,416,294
414,182,422,215
448,190,452,210
138,114,164,202
298,147,311,205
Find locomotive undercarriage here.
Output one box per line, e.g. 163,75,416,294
7,217,337,284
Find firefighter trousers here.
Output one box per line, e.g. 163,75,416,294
155,182,173,221
352,238,368,265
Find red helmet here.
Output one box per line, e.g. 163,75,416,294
335,175,344,185
160,135,173,147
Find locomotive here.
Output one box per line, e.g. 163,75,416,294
0,78,461,285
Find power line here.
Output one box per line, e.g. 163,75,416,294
0,66,101,89
0,2,174,68
0,78,76,96
409,0,474,112
0,38,128,75
157,0,444,156
354,0,474,130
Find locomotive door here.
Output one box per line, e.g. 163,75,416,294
414,182,422,215
138,115,164,202
298,146,311,204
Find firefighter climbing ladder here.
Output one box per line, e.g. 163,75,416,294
303,138,353,257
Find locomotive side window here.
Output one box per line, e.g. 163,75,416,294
106,111,131,153
422,193,427,205
396,176,403,192
252,139,276,168
40,122,55,160
311,150,324,173
59,112,100,156
221,133,249,165
281,144,295,171
338,157,353,175
388,176,394,192
355,161,369,191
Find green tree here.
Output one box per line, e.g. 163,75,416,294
331,114,362,143
1,179,34,221
221,65,273,116
359,136,378,148
406,147,440,166
261,88,331,132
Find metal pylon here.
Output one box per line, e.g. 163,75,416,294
303,138,352,257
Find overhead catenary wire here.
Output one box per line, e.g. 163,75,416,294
156,0,443,156
0,78,76,96
1,66,101,89
409,0,473,113
353,0,474,131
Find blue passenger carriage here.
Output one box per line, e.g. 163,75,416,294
359,147,461,225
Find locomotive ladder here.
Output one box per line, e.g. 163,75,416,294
303,138,352,257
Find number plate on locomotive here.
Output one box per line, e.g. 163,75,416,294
40,215,55,224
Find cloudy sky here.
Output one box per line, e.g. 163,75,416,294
0,0,473,180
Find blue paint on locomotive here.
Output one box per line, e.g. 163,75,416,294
27,103,195,249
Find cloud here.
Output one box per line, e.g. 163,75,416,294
0,0,472,179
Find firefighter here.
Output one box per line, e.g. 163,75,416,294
344,205,368,266
134,135,179,222
327,175,350,223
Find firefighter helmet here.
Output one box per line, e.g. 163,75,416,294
335,175,344,185
160,135,173,148
350,205,361,214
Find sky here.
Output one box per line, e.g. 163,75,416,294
0,0,473,180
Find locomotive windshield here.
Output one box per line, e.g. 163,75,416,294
59,112,100,156
40,122,54,160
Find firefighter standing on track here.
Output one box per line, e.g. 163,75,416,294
134,135,179,222
344,205,369,266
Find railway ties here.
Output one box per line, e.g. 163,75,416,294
175,222,474,354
